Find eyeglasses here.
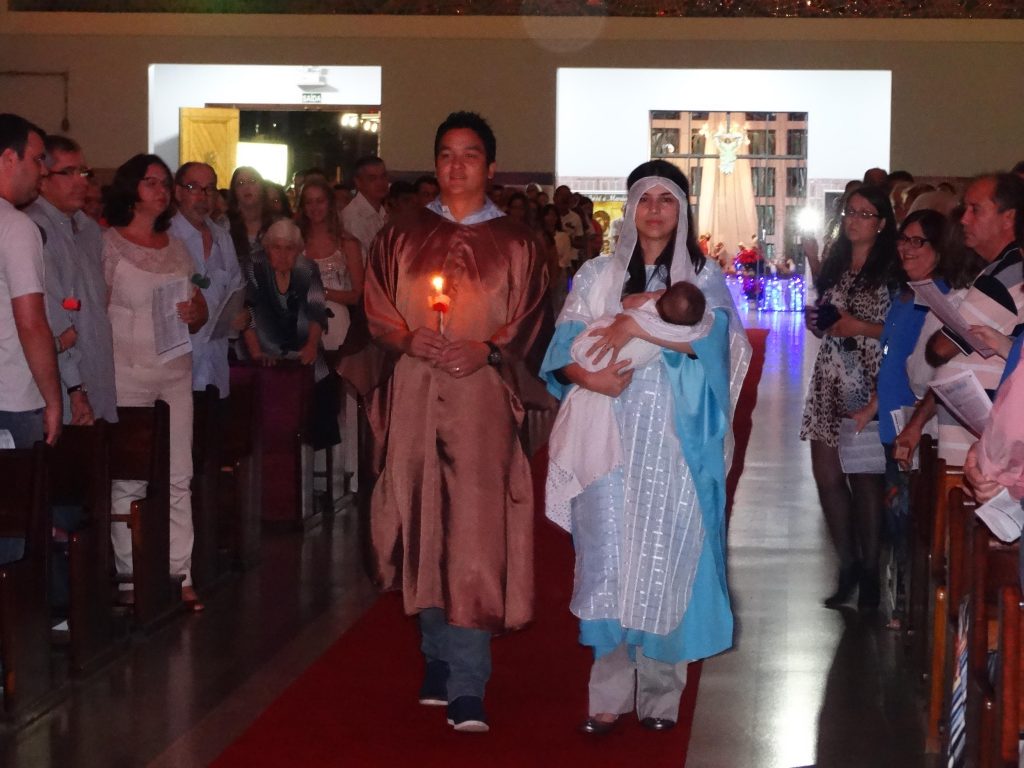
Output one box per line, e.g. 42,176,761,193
235,177,260,187
842,207,880,220
897,235,930,249
178,182,218,195
49,166,94,180
141,176,172,190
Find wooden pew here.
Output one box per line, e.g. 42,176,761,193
0,443,57,720
995,585,1022,767
109,401,177,630
51,422,122,673
223,364,262,569
909,434,938,645
191,384,223,590
926,462,966,753
255,363,315,528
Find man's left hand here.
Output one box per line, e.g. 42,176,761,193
438,341,489,378
69,390,95,426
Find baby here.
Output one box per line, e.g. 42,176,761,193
546,281,711,531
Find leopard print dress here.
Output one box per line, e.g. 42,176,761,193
800,270,892,447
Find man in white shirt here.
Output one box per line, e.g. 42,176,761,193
340,155,389,261
554,184,586,269
169,161,244,402
0,113,61,448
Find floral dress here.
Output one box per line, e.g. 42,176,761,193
800,270,891,447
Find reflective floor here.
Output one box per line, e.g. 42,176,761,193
0,309,935,768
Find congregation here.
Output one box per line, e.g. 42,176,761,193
2,102,1024,761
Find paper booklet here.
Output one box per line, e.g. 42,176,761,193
838,418,886,474
909,279,995,358
929,368,992,437
152,277,192,363
973,488,1024,543
210,287,246,340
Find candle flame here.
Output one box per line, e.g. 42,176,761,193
431,275,444,292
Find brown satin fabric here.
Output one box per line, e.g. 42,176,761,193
363,208,549,632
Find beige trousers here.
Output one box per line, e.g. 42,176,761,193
588,642,689,721
110,363,195,587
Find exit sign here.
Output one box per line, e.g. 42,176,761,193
302,92,322,104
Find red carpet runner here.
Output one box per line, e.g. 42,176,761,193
214,329,767,768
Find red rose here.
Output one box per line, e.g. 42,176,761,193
62,297,81,311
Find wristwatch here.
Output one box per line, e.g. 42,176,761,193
67,384,87,395
485,341,502,367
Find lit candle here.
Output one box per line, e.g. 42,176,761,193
429,274,450,334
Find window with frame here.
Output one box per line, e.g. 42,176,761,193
748,130,776,156
751,166,776,197
756,204,775,236
786,167,807,197
787,129,807,157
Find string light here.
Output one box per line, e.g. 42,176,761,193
212,1,1018,18
726,274,805,312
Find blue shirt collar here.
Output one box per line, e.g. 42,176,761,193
426,196,505,225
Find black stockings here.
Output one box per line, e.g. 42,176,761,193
810,440,884,572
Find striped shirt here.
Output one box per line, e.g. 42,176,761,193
936,242,1024,465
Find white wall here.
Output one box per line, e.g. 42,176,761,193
556,68,891,185
148,64,382,169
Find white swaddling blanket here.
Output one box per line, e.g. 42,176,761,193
545,299,713,531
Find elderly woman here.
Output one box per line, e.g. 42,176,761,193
241,218,339,449
541,160,750,734
103,153,208,609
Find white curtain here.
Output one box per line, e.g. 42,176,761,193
697,115,759,261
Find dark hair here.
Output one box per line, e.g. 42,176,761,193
265,181,294,219
1011,160,1024,176
622,159,705,297
815,184,898,295
506,191,527,208
433,111,496,165
296,177,339,240
414,175,439,194
0,113,45,157
900,208,981,291
174,161,215,186
888,170,914,185
938,204,986,289
353,156,385,178
227,166,275,258
43,135,80,165
387,179,416,201
103,153,174,232
993,173,1024,238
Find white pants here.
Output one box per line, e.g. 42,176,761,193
111,363,195,587
588,642,689,721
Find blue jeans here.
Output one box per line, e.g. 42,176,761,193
418,607,492,700
0,410,42,564
0,409,44,448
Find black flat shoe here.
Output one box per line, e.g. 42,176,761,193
640,717,676,731
824,562,861,608
579,716,619,735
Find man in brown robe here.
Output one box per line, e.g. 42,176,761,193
362,111,548,732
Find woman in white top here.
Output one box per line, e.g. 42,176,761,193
102,153,208,610
296,177,364,354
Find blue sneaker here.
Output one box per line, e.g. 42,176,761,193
418,660,448,706
446,695,489,733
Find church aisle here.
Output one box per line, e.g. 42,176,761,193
0,308,937,768
687,308,932,768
